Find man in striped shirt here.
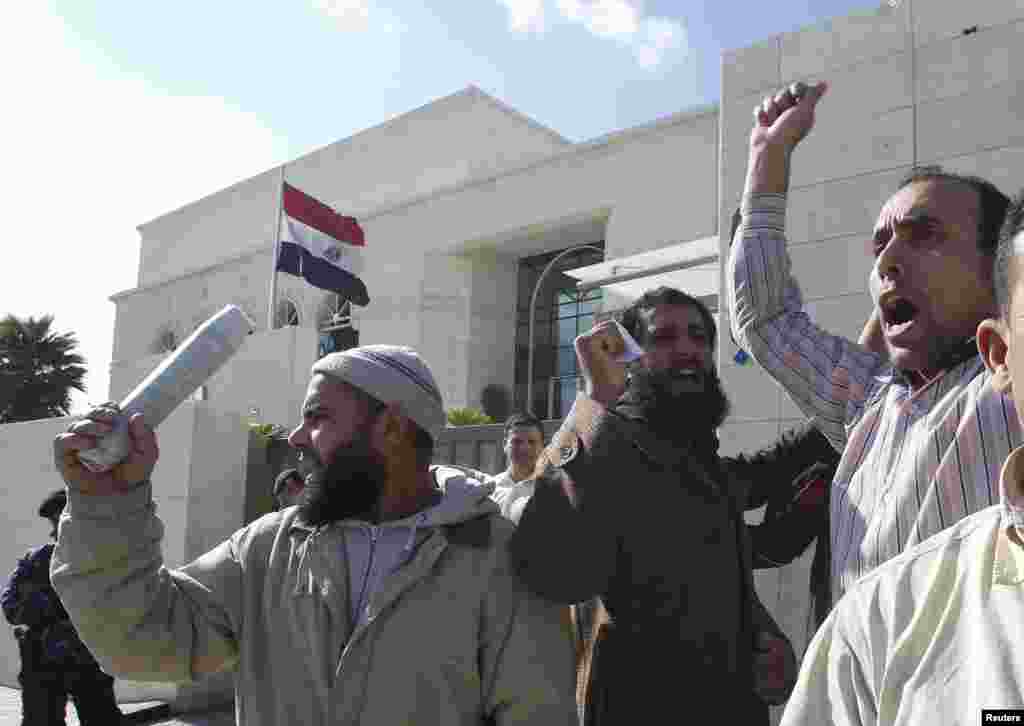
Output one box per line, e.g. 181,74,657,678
727,80,1018,605
780,191,1024,725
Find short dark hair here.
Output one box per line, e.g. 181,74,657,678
995,189,1024,318
619,286,717,351
503,412,545,443
896,166,1011,256
38,490,67,521
273,468,302,498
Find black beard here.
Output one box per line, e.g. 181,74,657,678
296,432,388,526
625,365,731,438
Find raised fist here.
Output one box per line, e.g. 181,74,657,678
750,81,827,154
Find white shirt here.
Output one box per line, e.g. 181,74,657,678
488,471,536,524
781,445,1024,726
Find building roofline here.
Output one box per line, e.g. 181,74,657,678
461,84,572,146
118,101,719,300
356,101,718,223
137,85,570,231
110,247,269,302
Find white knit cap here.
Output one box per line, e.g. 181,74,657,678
311,345,446,437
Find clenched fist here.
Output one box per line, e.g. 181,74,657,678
54,404,158,495
750,80,828,154
574,320,629,407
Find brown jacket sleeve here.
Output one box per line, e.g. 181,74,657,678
508,396,618,604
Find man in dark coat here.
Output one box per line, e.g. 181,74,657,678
2,490,122,725
510,286,798,724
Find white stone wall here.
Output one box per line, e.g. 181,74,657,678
0,417,76,688
0,403,246,709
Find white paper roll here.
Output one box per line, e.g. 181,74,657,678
77,304,256,472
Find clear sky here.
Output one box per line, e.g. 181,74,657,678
3,0,877,413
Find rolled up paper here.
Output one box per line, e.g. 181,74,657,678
77,304,256,473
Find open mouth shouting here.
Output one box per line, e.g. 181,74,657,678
878,292,921,343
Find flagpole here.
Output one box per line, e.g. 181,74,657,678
267,165,286,330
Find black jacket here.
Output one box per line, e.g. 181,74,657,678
510,393,793,724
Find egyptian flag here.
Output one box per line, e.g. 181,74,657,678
276,183,369,306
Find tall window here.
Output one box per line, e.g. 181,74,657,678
317,294,358,358
554,287,604,417
514,244,604,419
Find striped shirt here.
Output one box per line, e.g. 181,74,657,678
727,192,1022,601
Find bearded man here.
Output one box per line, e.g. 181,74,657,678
510,287,797,725
50,345,577,726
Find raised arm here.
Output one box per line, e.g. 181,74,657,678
727,81,886,450
508,321,627,604
50,406,242,682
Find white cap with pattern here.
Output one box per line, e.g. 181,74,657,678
311,345,446,437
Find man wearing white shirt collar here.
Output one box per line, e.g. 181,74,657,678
782,191,1024,726
490,413,545,523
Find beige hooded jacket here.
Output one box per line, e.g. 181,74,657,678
51,467,576,725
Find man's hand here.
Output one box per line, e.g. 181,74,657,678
750,81,827,153
745,81,828,196
574,320,628,407
54,405,158,496
753,630,797,705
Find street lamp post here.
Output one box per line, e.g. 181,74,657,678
526,244,604,417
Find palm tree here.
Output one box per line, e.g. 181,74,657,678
0,314,86,423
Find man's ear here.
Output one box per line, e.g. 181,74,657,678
977,318,1012,394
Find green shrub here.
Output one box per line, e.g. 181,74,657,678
446,407,495,426
249,422,288,447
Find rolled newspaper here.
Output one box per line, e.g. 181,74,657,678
77,304,256,473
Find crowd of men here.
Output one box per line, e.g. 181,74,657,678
10,77,1024,725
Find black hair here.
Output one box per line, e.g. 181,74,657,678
38,490,67,521
995,189,1024,318
896,166,1011,256
503,412,545,444
618,286,717,351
